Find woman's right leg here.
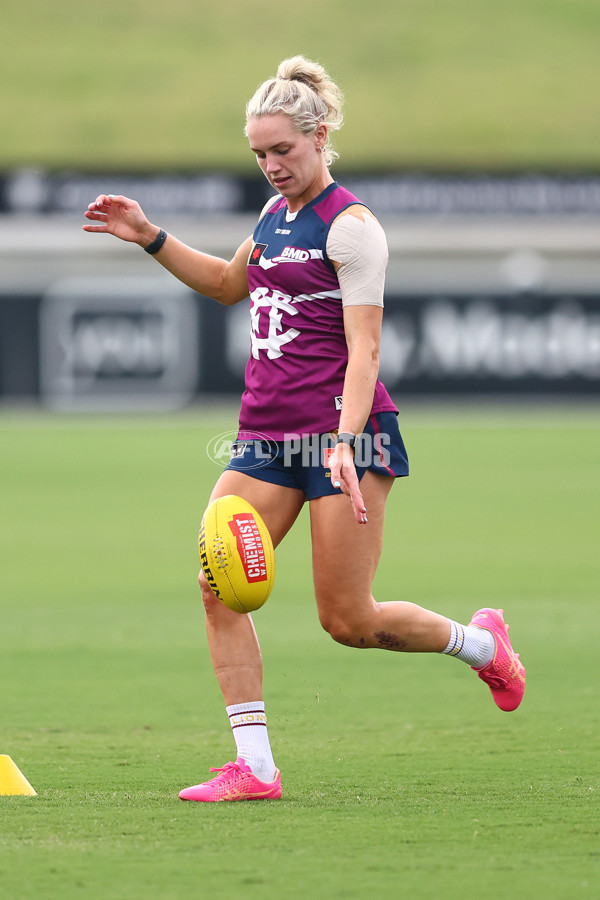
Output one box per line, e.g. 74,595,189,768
200,469,305,706
180,471,305,801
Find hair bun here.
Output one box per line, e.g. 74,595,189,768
277,56,325,94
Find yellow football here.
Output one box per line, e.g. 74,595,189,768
198,495,275,614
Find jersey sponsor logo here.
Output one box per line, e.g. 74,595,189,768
335,395,343,410
270,246,323,265
280,246,310,262
248,245,323,269
248,243,268,265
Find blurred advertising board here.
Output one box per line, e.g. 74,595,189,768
2,283,600,408
215,292,600,397
1,284,599,408
3,169,600,217
37,279,199,411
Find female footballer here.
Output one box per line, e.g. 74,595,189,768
83,56,525,802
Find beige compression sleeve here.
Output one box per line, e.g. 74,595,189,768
326,212,388,307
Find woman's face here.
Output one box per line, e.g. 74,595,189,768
247,114,330,210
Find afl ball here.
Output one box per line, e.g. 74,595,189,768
198,495,275,613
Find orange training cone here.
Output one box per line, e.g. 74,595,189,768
0,755,37,796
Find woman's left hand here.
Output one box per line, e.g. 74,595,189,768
329,443,368,525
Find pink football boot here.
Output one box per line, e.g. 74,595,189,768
469,608,526,711
179,758,282,802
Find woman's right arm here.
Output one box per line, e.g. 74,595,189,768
83,193,251,307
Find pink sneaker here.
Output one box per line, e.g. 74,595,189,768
469,608,526,712
179,758,282,802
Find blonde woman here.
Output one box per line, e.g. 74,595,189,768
84,56,525,802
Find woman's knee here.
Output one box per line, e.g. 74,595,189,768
318,607,369,649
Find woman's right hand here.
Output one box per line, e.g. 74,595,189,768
82,194,158,247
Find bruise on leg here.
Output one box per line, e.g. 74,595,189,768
374,631,407,651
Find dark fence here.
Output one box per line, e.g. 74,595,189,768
4,169,600,217
2,282,598,410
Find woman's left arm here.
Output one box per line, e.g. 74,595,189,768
328,304,383,523
338,303,383,436
327,207,388,523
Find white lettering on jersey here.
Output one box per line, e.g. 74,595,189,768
281,247,310,261
249,287,301,359
259,247,324,267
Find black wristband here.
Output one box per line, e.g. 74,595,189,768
144,229,167,255
336,432,357,448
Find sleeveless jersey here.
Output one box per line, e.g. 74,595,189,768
238,182,398,441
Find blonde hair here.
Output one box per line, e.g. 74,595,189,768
245,56,344,167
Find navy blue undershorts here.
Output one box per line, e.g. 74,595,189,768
225,411,409,500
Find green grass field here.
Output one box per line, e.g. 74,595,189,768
3,0,600,169
1,407,599,900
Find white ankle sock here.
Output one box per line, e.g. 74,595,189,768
442,620,495,668
226,701,276,783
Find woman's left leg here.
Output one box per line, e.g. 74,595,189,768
310,471,452,652
310,472,526,714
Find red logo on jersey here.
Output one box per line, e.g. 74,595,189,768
248,243,268,266
323,447,335,468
